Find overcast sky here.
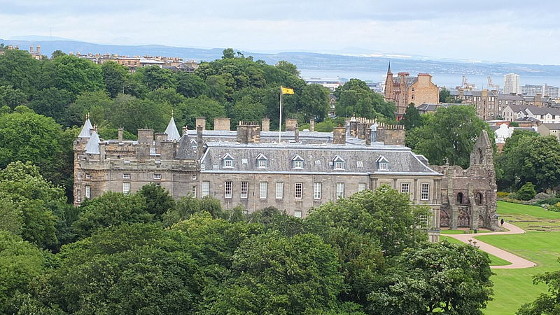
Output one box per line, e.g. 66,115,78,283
1,0,559,65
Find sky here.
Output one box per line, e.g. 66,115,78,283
1,0,559,65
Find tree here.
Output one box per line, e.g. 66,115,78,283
176,95,226,130
305,186,429,307
334,79,395,120
401,103,422,130
0,85,28,109
41,55,103,95
222,48,235,59
101,61,128,98
109,94,170,134
516,182,537,201
0,231,47,314
72,192,154,239
65,90,113,127
176,72,207,98
406,106,492,168
29,87,74,124
43,224,202,314
275,60,300,76
0,49,41,95
0,109,68,188
133,66,177,91
496,135,560,192
199,232,344,314
0,161,67,249
299,83,330,121
137,183,175,220
518,264,560,315
368,241,493,314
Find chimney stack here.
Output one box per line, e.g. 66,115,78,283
196,117,206,131
261,118,270,132
309,119,315,132
118,128,124,141
332,126,346,144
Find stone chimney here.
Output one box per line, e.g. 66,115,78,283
137,129,154,144
237,121,261,144
309,119,315,132
182,126,188,136
196,117,206,130
294,128,300,142
213,117,231,131
376,123,405,145
197,125,204,159
366,127,371,145
285,118,298,131
261,118,270,132
332,127,346,144
118,128,124,141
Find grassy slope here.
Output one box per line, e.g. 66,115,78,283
480,201,560,315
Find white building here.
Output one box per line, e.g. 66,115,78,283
503,73,521,95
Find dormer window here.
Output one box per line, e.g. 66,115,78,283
376,156,389,171
292,155,304,169
256,153,268,168
333,155,345,170
222,153,234,168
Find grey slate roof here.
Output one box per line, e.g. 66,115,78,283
164,117,181,141
85,131,100,154
176,134,197,159
78,118,93,138
200,142,440,176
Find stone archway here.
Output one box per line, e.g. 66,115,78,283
458,208,470,227
440,209,450,227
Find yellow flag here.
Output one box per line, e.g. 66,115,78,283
281,87,294,95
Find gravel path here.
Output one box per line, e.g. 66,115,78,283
445,222,536,269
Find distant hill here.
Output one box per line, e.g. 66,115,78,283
3,38,560,84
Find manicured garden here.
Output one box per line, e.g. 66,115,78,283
479,201,560,314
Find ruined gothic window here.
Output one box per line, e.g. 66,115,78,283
456,192,464,204
475,192,484,205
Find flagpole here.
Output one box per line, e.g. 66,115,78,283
279,86,283,143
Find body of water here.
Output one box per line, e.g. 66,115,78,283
300,68,560,90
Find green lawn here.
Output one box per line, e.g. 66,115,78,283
478,201,560,315
439,236,511,267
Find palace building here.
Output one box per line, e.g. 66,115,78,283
74,116,498,238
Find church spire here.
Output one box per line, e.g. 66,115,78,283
387,61,392,75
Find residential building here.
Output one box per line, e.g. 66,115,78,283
383,63,439,117
503,73,521,94
450,89,499,120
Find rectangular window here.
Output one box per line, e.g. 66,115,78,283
201,181,210,197
85,173,91,179
334,161,344,170
276,182,284,199
260,182,268,199
85,185,91,199
123,173,131,179
313,182,322,200
356,161,364,168
191,185,197,197
358,183,367,192
379,162,388,170
401,183,410,194
153,173,162,180
295,183,303,199
223,159,233,168
336,182,345,199
240,181,249,199
293,160,303,169
258,159,267,168
122,182,131,194
294,210,302,218
421,183,430,201
225,181,233,199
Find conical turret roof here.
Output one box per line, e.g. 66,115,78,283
78,118,93,138
85,131,100,154
164,117,181,141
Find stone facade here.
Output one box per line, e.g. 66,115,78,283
74,117,498,236
384,64,439,116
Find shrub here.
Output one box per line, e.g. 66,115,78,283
497,192,510,199
516,182,537,201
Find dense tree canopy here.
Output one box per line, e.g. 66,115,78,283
334,78,395,120
406,105,492,168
